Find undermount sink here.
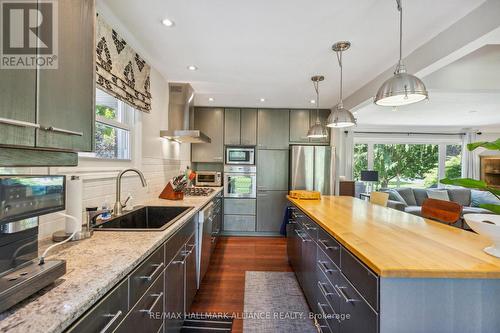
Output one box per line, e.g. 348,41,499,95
93,206,194,231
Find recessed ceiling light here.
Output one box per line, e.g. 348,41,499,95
310,99,316,104
187,65,198,71
208,97,214,102
260,98,265,102
161,18,174,27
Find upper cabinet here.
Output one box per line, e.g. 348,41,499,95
257,109,289,150
289,109,330,145
224,108,257,146
192,107,224,162
0,0,95,153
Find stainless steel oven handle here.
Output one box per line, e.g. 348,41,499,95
139,262,164,281
139,292,163,314
100,310,123,333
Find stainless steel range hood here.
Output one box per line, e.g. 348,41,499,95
159,83,211,143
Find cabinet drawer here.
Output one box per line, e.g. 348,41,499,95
165,217,196,265
224,198,256,215
116,272,164,333
223,215,256,232
335,272,378,333
317,282,340,333
67,278,128,333
129,244,165,307
316,246,340,288
296,214,318,241
317,228,341,268
340,248,379,311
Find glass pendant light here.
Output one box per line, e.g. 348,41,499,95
327,41,356,128
307,75,328,138
374,0,428,106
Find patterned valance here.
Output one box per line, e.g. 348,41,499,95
96,15,151,113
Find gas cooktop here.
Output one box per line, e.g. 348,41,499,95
184,187,215,197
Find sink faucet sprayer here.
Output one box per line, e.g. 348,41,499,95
114,168,147,215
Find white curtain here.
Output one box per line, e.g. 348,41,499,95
461,131,480,179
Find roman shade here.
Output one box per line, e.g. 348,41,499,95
96,14,152,113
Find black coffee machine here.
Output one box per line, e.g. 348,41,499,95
0,175,67,313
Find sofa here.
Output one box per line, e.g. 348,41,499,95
383,187,494,217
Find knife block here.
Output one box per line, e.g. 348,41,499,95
159,182,184,200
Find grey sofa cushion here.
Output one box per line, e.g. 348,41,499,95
413,189,428,206
387,189,408,206
396,188,417,206
404,206,422,216
447,189,471,206
462,207,495,215
471,190,500,207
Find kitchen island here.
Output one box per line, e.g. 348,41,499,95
0,188,223,333
287,196,500,333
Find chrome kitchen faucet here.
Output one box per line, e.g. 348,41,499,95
114,168,147,215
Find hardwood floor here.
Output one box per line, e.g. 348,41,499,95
190,236,293,333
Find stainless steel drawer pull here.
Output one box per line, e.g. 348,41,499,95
317,281,335,298
100,310,123,333
317,302,331,321
288,220,297,224
139,262,164,281
139,292,163,315
319,239,339,251
291,212,305,219
317,260,336,274
335,285,359,303
303,223,317,231
172,254,186,265
183,244,195,256
0,117,40,129
294,229,311,242
42,126,83,136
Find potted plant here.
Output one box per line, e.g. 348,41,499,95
441,139,500,214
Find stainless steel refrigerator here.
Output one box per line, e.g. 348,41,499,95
290,145,336,195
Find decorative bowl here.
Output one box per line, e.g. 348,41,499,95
464,214,500,258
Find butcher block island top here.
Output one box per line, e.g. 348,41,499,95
288,195,500,279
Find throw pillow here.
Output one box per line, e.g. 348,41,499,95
426,189,450,201
388,189,408,206
471,190,500,207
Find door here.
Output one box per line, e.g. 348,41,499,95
314,147,335,195
192,108,224,162
165,250,186,333
290,146,314,191
224,108,240,145
240,109,257,145
256,190,288,232
310,109,331,144
257,150,289,191
184,234,197,313
0,69,37,147
257,109,289,149
289,110,311,143
37,0,95,152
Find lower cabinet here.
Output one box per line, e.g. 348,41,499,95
287,205,379,333
67,217,198,333
256,190,288,232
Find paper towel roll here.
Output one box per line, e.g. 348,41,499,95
65,176,83,234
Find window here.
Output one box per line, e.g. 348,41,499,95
82,89,134,160
353,144,368,181
353,139,461,189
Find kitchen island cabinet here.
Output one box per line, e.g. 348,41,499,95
287,196,500,333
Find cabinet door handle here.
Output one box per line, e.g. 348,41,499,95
0,117,40,129
294,229,310,242
319,239,339,251
172,253,186,265
100,310,123,333
334,285,359,303
139,262,164,281
139,292,163,314
41,126,83,136
317,260,336,274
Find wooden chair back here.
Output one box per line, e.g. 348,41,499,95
370,192,389,207
421,198,462,225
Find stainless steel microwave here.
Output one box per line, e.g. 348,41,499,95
225,147,255,165
195,171,222,187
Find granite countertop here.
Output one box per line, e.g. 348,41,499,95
0,187,223,333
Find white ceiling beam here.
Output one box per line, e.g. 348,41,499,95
343,0,500,110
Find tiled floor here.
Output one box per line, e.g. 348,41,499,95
190,237,293,333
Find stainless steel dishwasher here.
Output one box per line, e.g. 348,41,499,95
196,202,214,288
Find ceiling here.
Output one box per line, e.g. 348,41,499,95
101,0,485,109
354,45,500,129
